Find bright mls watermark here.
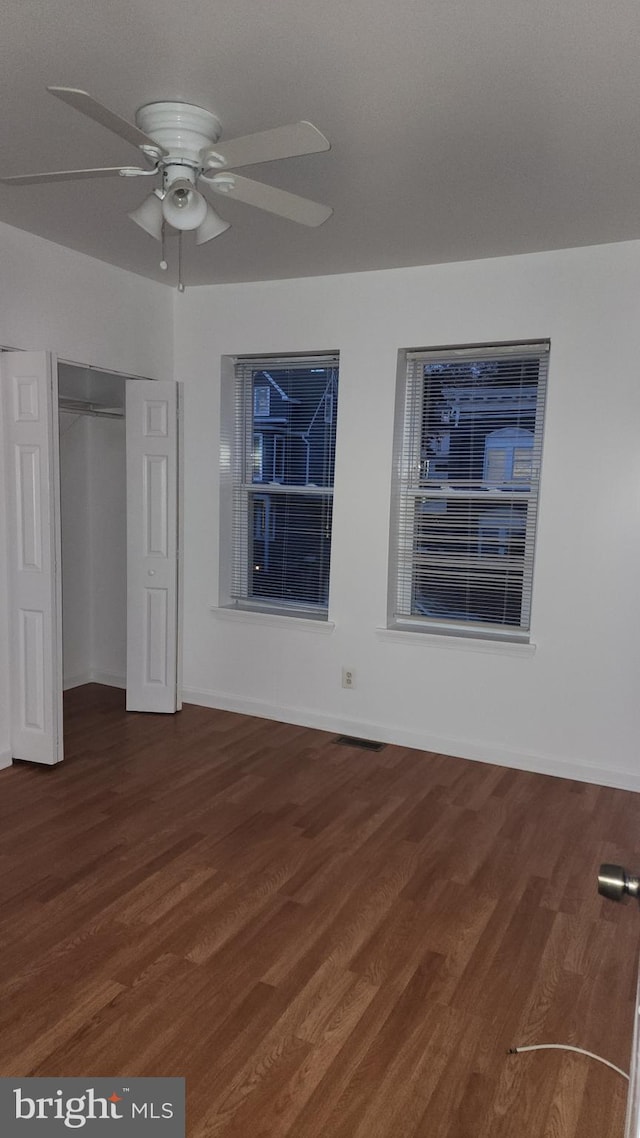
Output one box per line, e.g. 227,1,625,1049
0,1078,185,1135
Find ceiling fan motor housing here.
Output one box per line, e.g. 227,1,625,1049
135,102,222,170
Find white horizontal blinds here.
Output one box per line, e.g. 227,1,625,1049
231,354,339,613
397,342,549,636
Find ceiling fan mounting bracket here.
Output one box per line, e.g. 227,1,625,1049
208,173,237,193
118,165,158,178
139,143,164,161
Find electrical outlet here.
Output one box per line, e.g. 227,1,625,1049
342,667,355,689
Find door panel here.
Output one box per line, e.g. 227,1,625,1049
3,351,63,763
126,380,180,713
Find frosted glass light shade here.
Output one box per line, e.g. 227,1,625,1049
162,182,208,231
128,192,164,240
195,202,230,245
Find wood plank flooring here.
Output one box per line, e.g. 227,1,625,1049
0,684,639,1136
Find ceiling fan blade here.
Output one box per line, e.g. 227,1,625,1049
0,166,137,185
203,121,330,171
47,87,168,155
206,173,332,227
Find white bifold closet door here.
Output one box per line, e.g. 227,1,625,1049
125,379,181,714
3,359,181,766
3,351,63,764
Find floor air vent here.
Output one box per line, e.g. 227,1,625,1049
334,735,386,752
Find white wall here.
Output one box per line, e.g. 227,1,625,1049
0,220,173,378
88,416,127,685
59,412,92,686
59,415,127,690
3,221,639,791
0,218,173,764
174,240,640,791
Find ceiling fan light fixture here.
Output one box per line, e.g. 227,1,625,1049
5,89,333,291
162,178,208,231
128,190,164,240
195,202,230,245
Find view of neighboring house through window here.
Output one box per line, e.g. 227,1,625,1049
391,341,549,639
231,354,339,616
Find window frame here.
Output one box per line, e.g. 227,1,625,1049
222,352,340,621
389,340,549,643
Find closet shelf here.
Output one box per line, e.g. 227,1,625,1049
59,397,124,419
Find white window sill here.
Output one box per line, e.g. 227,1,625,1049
377,626,536,657
210,604,336,634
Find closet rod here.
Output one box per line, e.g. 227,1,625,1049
58,398,124,420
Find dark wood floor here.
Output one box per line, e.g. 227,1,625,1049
0,685,638,1136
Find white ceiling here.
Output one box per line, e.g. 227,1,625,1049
2,0,640,287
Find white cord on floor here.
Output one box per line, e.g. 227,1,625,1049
509,1043,628,1081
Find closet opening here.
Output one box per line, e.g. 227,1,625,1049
58,363,128,699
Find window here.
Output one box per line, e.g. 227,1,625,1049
252,432,263,481
230,354,339,617
254,385,270,417
391,341,549,640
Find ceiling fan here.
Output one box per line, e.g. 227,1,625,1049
0,87,333,288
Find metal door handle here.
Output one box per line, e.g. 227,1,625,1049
598,863,640,904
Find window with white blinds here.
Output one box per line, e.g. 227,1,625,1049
231,353,339,617
391,341,549,640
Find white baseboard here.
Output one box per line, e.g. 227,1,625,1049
182,685,640,795
0,750,12,771
90,670,126,690
63,672,92,691
64,670,126,692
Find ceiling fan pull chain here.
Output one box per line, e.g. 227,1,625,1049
160,224,168,272
177,231,185,293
